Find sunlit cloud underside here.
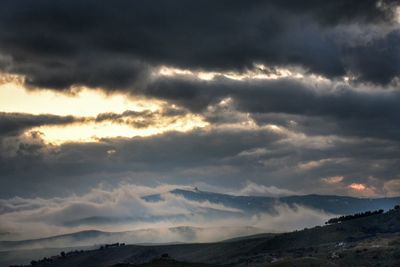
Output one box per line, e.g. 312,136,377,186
1,76,208,144
29,117,207,144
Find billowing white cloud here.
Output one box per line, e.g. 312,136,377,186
0,184,332,246
233,181,298,197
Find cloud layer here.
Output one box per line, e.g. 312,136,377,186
0,184,332,244
0,1,399,214
0,0,399,90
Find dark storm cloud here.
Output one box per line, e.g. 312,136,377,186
142,76,400,141
0,0,399,90
0,125,399,198
344,30,400,84
1,107,396,199
251,112,400,142
267,0,398,24
0,113,85,175
94,108,189,128
0,112,82,136
0,128,281,197
145,77,400,116
95,110,157,128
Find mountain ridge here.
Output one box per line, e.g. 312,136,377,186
145,188,400,215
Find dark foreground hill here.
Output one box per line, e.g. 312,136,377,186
13,207,400,267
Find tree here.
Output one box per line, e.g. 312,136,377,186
325,209,384,224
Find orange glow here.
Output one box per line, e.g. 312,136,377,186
348,183,366,191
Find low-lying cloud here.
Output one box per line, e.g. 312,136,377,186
0,184,333,247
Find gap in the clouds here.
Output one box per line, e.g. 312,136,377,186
0,82,161,117
0,79,209,144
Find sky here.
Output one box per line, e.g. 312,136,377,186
1,0,400,204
